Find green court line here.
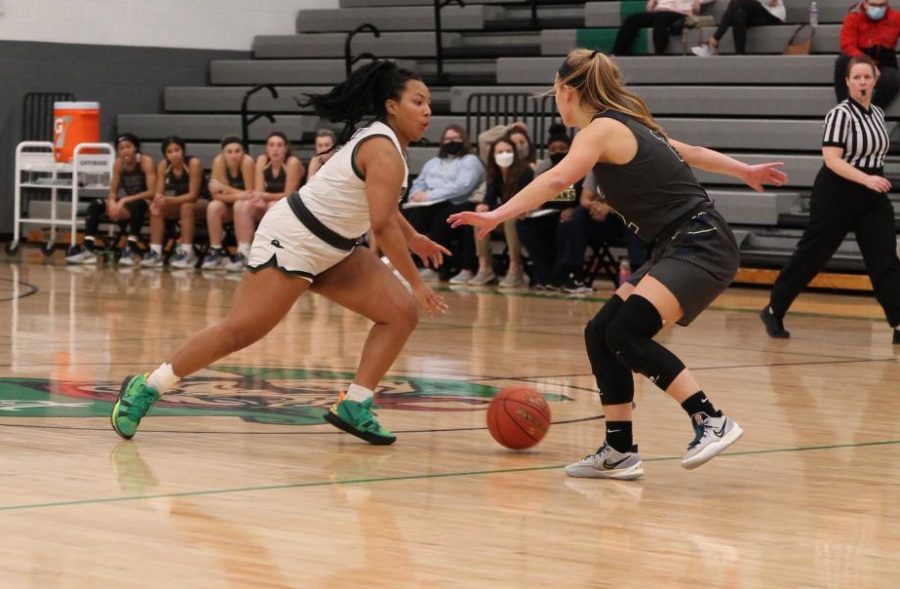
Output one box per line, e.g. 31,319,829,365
2,438,899,513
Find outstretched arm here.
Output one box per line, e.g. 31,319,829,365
669,139,788,192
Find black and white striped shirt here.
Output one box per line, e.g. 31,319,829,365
822,98,889,170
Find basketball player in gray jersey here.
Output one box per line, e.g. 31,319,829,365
451,49,788,480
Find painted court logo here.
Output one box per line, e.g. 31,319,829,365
0,366,571,426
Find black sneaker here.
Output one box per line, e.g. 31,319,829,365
563,275,592,294
760,306,790,339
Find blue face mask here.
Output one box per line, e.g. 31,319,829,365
867,5,887,20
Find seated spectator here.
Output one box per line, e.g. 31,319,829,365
307,129,337,179
692,0,785,56
612,0,701,55
459,136,534,287
66,133,155,266
141,136,204,269
201,136,255,270
834,0,900,108
402,124,484,280
508,126,538,170
516,130,589,291
228,131,304,272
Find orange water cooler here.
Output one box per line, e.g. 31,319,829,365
53,101,100,162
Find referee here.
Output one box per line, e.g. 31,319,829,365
762,55,900,345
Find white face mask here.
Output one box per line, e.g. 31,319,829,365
494,152,515,168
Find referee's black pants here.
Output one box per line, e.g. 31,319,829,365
769,166,900,327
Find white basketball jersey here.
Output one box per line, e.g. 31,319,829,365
299,121,408,239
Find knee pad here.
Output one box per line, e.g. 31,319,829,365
584,295,634,405
606,295,685,390
585,295,624,349
87,199,105,217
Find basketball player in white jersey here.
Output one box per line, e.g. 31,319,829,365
112,62,449,445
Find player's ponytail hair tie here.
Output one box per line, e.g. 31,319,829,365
557,50,600,89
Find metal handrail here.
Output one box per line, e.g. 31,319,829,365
345,23,381,77
240,85,279,151
464,93,559,159
434,0,465,83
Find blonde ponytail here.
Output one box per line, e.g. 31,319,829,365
556,49,667,139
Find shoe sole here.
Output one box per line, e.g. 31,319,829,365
323,410,396,445
110,375,136,440
681,423,744,470
564,461,644,480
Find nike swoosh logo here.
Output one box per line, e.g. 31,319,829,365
602,457,630,469
713,419,728,437
270,239,284,249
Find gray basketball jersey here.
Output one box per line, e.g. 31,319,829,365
590,110,711,243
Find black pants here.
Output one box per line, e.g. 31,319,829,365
769,166,900,327
85,198,148,243
403,200,474,276
834,53,900,109
612,11,685,55
713,0,781,54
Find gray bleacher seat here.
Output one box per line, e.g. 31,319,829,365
211,59,417,85
253,32,450,59
497,55,836,84
165,86,452,114
448,85,900,117
295,5,500,33
117,114,320,142
709,190,787,226
541,25,841,56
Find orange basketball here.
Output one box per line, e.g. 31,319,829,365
486,386,551,450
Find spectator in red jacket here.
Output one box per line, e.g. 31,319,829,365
835,0,900,107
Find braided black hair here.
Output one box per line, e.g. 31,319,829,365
303,61,422,127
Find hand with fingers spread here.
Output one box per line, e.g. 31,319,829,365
742,162,788,192
408,233,451,269
447,209,501,240
412,283,448,317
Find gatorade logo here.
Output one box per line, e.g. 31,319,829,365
54,115,73,149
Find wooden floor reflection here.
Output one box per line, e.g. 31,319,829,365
0,259,898,588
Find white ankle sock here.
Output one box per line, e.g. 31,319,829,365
150,244,163,255
346,383,374,403
238,242,251,257
146,362,179,393
178,243,192,254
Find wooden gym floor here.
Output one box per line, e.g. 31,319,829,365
0,255,898,588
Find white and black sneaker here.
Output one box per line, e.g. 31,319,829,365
170,248,197,269
201,248,227,270
140,250,164,268
225,253,246,273
66,246,97,265
681,412,743,470
564,443,644,480
118,243,139,267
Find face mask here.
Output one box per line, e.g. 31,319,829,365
443,140,465,156
549,152,567,166
516,144,530,159
495,152,515,168
867,5,887,19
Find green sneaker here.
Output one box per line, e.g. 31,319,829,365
323,394,396,445
111,374,160,440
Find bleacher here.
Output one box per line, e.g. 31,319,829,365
115,0,900,282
